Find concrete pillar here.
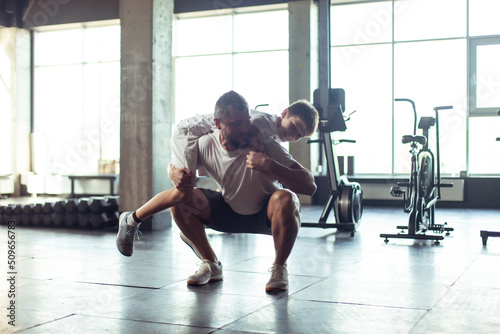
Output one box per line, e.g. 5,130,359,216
0,28,31,196
15,30,32,196
119,0,174,230
288,0,318,205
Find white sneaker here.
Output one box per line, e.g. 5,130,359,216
187,259,223,286
265,263,289,292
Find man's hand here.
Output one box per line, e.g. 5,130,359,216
246,153,317,196
246,151,272,172
168,163,195,191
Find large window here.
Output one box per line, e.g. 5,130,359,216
332,0,500,176
174,7,289,122
34,23,120,175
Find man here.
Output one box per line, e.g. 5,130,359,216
170,90,317,292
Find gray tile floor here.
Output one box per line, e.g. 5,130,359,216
1,205,500,333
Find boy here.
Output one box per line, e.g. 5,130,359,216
116,95,319,257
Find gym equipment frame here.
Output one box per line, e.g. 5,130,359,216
301,0,363,235
380,99,454,245
480,110,500,246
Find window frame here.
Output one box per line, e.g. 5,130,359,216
468,35,500,117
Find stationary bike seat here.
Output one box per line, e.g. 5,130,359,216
402,135,426,146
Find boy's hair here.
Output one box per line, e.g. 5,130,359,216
287,99,319,136
214,90,249,121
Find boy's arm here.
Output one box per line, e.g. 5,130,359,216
177,113,215,137
250,110,277,140
245,151,317,196
168,163,195,191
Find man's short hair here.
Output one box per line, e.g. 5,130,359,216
214,90,249,121
287,99,319,136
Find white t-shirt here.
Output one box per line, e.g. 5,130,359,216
197,129,295,215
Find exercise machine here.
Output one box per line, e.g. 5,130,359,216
480,110,500,246
301,0,362,235
302,89,363,235
380,99,454,245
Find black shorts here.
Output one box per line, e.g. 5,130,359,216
200,188,272,235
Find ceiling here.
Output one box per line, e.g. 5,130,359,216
0,0,29,28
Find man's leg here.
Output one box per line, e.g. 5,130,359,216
265,189,301,291
267,189,301,265
170,189,222,285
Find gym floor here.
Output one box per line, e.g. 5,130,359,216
1,204,500,333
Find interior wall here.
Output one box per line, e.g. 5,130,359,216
313,175,500,209
23,0,119,28
18,0,288,28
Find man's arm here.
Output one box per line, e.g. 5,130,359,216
245,151,317,196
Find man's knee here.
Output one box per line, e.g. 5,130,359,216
270,189,299,210
172,188,194,205
171,189,211,223
268,190,300,227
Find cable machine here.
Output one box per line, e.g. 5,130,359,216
301,0,363,235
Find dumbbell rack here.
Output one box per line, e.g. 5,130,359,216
0,196,119,229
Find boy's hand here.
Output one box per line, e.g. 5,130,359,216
247,125,265,152
168,163,195,190
246,151,272,173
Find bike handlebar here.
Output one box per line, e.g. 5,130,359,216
433,106,453,111
395,98,417,135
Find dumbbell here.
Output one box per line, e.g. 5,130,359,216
79,213,91,228
31,203,43,226
89,213,112,229
105,195,119,211
64,213,79,228
89,197,108,213
12,204,25,226
52,200,66,227
0,206,5,226
78,198,92,214
42,202,55,226
20,204,33,226
65,199,79,213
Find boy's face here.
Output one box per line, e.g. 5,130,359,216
279,109,308,142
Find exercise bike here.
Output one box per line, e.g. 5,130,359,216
380,98,454,245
